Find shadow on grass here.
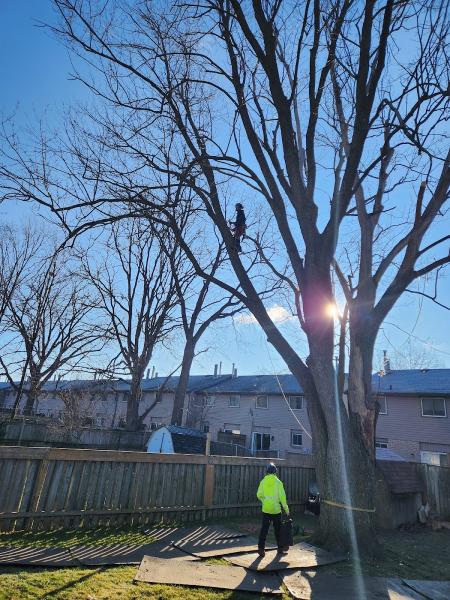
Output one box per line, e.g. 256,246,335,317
38,566,107,599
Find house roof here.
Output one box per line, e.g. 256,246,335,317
165,425,206,454
372,369,450,396
200,374,304,395
141,375,232,393
3,368,450,397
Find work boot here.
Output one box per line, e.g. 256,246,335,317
257,548,265,558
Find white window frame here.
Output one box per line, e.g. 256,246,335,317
289,395,304,410
421,397,447,418
253,431,271,451
375,438,388,449
256,395,268,409
228,395,240,408
377,395,388,415
291,431,303,447
205,395,215,407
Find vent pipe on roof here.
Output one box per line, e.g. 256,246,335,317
232,363,235,378
234,367,238,378
383,350,391,374
213,364,218,377
151,366,156,379
219,361,222,376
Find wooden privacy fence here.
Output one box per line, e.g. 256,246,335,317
419,463,450,520
0,446,314,532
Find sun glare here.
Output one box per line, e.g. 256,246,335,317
325,302,339,319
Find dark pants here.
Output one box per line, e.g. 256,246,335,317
258,512,281,550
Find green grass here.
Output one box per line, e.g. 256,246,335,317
1,514,449,599
0,525,157,549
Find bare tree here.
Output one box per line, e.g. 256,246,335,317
81,220,181,431
0,245,103,416
0,0,449,553
0,225,39,326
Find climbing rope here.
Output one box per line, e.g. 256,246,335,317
322,499,376,513
265,339,312,439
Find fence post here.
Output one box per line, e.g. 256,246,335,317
203,459,215,507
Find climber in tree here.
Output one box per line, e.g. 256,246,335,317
229,203,246,252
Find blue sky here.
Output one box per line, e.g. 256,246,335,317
1,0,449,376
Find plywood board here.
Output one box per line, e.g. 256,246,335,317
134,555,283,594
168,524,274,557
403,580,450,600
281,572,427,600
0,546,75,567
225,542,344,571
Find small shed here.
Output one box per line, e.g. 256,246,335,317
146,425,206,454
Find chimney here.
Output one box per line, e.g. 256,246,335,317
151,366,156,379
155,372,158,378
383,350,391,374
213,364,218,378
146,369,150,379
232,363,235,378
233,367,238,378
219,361,222,376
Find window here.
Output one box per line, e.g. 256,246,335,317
289,395,303,410
96,416,106,427
256,395,268,409
421,397,446,417
202,423,210,433
224,423,241,434
421,451,448,467
375,438,388,449
229,395,240,407
193,395,204,407
377,395,388,415
253,432,271,451
291,431,303,447
150,422,159,431
205,395,215,407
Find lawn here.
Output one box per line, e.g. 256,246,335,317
0,513,449,599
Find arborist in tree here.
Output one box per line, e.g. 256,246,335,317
229,202,246,252
257,462,290,557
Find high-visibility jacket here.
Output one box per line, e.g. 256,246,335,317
257,474,289,515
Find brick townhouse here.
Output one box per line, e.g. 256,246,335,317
0,369,449,465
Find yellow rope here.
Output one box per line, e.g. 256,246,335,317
322,499,376,513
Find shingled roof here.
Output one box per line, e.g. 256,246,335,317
372,369,450,396
165,425,206,454
200,374,303,395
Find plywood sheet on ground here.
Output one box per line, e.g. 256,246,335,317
0,546,75,567
282,572,428,600
144,525,247,545
170,526,274,557
225,542,344,571
68,542,198,566
134,555,283,594
403,579,450,600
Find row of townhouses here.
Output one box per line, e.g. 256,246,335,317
0,368,449,466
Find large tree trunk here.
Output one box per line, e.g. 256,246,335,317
297,265,378,554
171,340,195,426
126,373,143,431
23,382,40,416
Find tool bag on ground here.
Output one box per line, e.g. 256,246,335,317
279,509,293,547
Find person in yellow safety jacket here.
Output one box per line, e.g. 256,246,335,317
256,462,289,557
